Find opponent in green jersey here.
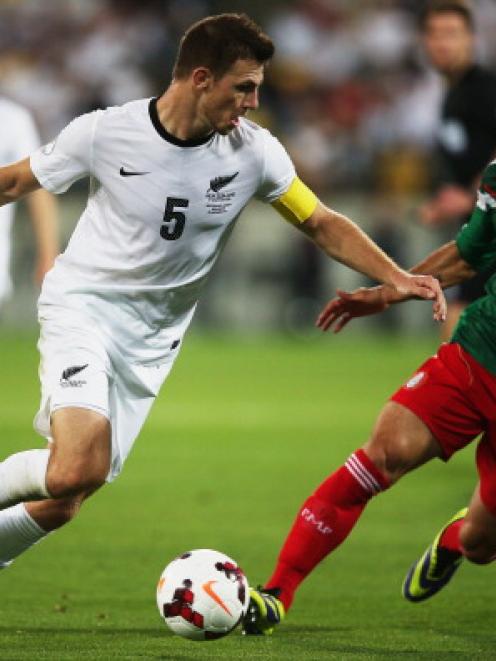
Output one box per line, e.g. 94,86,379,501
453,161,496,373
243,166,496,634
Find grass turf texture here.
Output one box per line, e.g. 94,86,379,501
0,331,493,660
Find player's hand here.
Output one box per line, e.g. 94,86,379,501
388,271,447,322
316,287,390,333
317,273,446,333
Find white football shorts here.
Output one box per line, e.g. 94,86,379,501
34,310,181,481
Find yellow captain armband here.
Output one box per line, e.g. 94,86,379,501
272,177,319,225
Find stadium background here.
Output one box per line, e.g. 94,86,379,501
0,1,495,659
4,0,496,333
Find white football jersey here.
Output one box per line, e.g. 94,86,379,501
0,97,40,304
30,97,295,357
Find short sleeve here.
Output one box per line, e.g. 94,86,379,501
256,130,296,203
30,110,100,194
456,162,496,273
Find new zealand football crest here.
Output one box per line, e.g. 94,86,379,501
206,172,239,214
60,364,88,388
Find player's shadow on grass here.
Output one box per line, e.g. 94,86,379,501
268,626,473,657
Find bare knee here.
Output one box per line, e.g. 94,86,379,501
364,433,413,484
46,408,111,499
460,522,496,565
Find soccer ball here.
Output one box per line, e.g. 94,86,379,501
156,548,249,641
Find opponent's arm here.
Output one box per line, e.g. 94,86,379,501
405,240,475,293
363,239,475,307
272,178,445,309
0,158,41,206
317,240,475,332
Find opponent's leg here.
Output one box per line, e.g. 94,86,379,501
403,433,496,601
244,402,442,634
0,407,110,568
460,434,496,564
459,488,496,564
402,508,467,602
401,486,496,602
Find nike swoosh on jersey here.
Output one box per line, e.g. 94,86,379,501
202,580,232,615
119,167,150,177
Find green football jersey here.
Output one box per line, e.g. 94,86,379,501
452,160,496,374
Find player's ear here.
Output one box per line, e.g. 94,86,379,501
192,67,214,90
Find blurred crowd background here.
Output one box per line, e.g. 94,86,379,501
2,0,496,333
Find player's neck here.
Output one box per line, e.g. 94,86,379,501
156,85,214,142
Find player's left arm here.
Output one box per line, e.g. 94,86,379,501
272,177,445,311
25,189,59,285
317,205,495,332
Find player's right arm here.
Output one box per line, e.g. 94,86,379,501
0,158,41,206
3,109,97,208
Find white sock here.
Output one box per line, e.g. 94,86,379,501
0,503,47,567
0,449,50,509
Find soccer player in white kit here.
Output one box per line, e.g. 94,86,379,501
0,96,58,309
0,14,445,571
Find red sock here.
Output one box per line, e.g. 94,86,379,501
439,519,464,554
265,449,389,611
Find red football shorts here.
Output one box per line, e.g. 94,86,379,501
391,342,496,515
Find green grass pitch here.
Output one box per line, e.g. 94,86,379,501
0,331,494,660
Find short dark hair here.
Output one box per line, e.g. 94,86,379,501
173,13,275,80
420,1,475,31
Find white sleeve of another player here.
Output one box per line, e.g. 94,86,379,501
12,107,40,161
256,130,296,203
30,111,100,194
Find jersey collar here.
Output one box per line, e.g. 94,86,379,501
148,98,215,147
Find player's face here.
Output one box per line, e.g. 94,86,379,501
202,59,264,135
423,13,474,75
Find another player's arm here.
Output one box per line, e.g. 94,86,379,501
405,240,475,293
356,191,493,308
403,185,496,297
0,158,41,206
25,189,59,284
315,240,474,333
272,177,445,312
317,225,483,332
0,158,55,283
